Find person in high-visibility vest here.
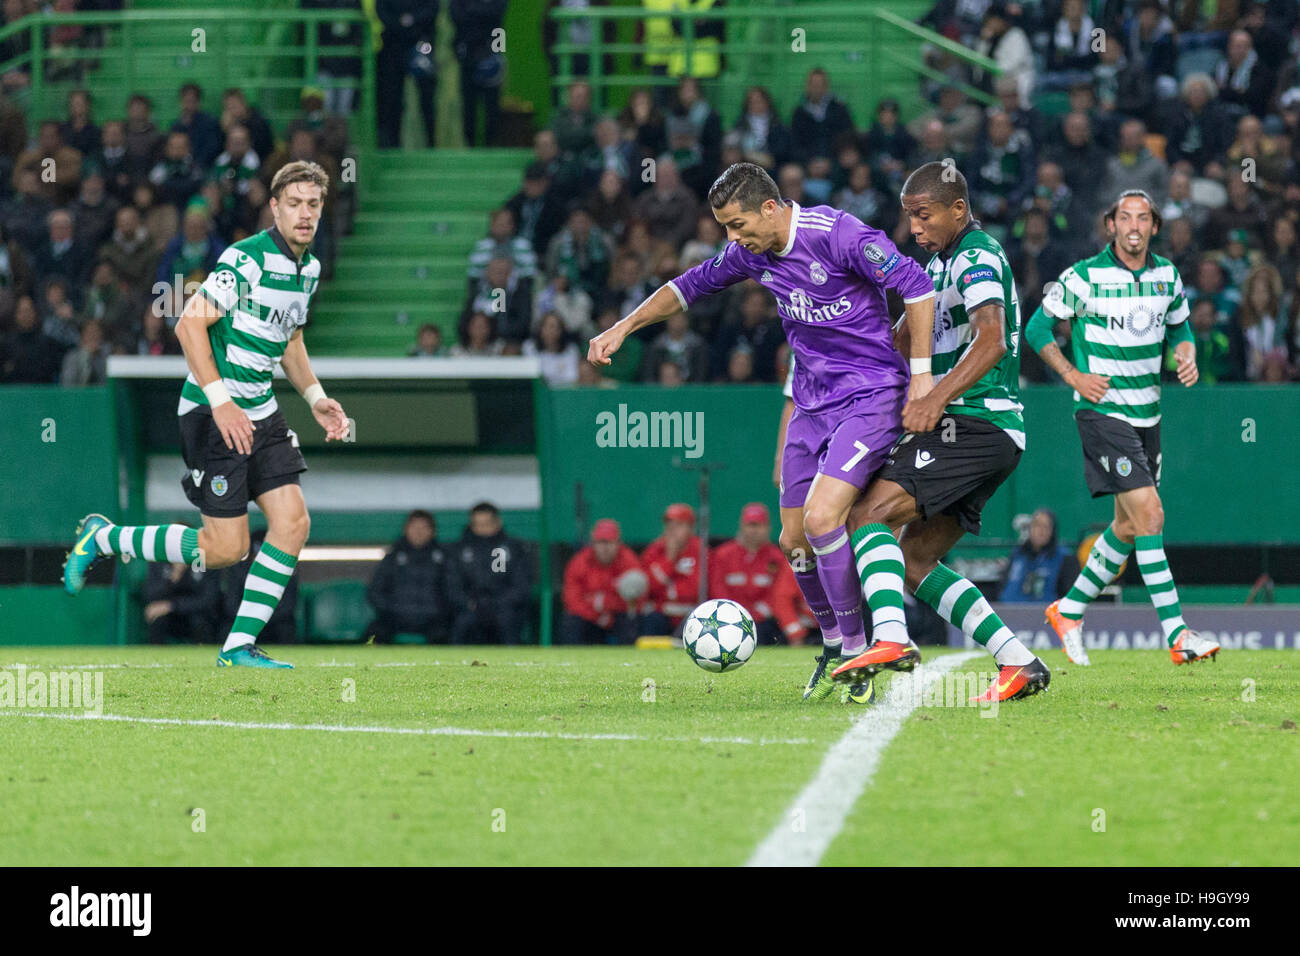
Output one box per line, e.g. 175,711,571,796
641,0,723,83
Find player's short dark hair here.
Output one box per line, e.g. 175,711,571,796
708,162,781,213
470,502,500,519
901,161,969,207
406,509,435,528
1104,189,1163,232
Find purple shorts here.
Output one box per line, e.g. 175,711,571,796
779,388,905,509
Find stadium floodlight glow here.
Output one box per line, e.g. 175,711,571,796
296,546,387,562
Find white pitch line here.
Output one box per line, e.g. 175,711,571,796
0,710,813,747
747,651,983,867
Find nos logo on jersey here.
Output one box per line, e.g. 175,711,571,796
268,301,306,332
1112,305,1161,337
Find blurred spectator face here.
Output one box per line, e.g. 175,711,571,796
1227,30,1252,67
744,88,770,117
538,312,565,350
1246,271,1274,313
416,324,441,352
739,514,770,550
14,296,36,330
807,156,831,180
920,119,946,152
225,126,251,159
1183,77,1212,111
1226,177,1251,208
1167,216,1193,250
16,169,40,198
81,320,104,352
164,131,191,161
1196,258,1224,293
48,211,73,243
91,261,114,287
180,86,200,115
1028,510,1053,550
1272,217,1295,251
80,172,105,203
720,142,743,167
597,308,620,331
727,347,754,382
1063,112,1090,147
1235,115,1262,147
222,90,248,120
624,220,651,253
45,280,68,308
469,509,502,537
987,111,1013,147
38,122,61,154
522,171,548,198
677,77,700,107
1119,120,1145,154
653,253,679,283
568,209,592,240
489,208,514,240
404,514,435,549
1067,84,1096,114
101,121,125,148
655,358,686,385
132,183,156,211
67,90,90,122
127,97,150,124
847,164,871,193
995,77,1020,112
484,256,512,288
1138,2,1160,32
567,81,591,113
805,70,828,103
114,206,139,236
1168,170,1190,201
875,101,898,128
835,141,861,170
466,312,493,347
655,158,680,193
777,164,803,201
741,287,768,323
592,539,618,564
183,210,209,242
981,9,1008,39
613,253,641,286
598,169,624,201
1227,235,1246,261
1062,0,1084,23
534,130,558,163
665,312,688,337
1191,299,1216,331
663,516,692,548
695,214,721,244
289,129,316,160
246,177,268,207
938,87,964,114
594,117,619,148
1024,210,1049,244
629,89,654,123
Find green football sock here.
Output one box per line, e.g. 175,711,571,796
1134,533,1187,645
916,562,1034,666
849,523,908,645
95,524,201,564
1058,525,1133,620
223,542,298,652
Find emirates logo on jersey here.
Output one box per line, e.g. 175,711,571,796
783,287,853,324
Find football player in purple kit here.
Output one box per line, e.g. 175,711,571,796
588,162,937,704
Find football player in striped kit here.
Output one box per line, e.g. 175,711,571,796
1026,189,1218,667
63,161,350,668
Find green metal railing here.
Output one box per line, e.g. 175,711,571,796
0,8,376,148
548,3,1001,123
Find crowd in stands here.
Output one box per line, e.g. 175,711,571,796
439,0,1300,385
0,64,355,385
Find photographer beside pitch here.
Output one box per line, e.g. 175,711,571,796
1026,189,1219,667
63,161,350,668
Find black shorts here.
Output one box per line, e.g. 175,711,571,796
179,406,307,518
1075,409,1160,498
876,413,1022,536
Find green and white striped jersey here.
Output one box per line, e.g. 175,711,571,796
925,224,1024,449
1041,245,1188,427
178,227,320,421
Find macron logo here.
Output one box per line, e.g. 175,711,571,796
50,886,151,936
915,450,936,469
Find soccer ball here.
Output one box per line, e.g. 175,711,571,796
682,599,757,673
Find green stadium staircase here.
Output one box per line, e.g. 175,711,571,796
307,148,533,356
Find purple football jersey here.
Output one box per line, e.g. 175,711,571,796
668,202,934,413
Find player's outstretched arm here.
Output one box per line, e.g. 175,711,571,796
282,329,350,441
175,292,255,455
904,302,1007,433
1025,303,1109,403
587,284,682,366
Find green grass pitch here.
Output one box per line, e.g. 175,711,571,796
1,645,1296,866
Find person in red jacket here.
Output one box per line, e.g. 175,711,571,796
561,519,644,644
710,502,810,646
639,502,701,636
